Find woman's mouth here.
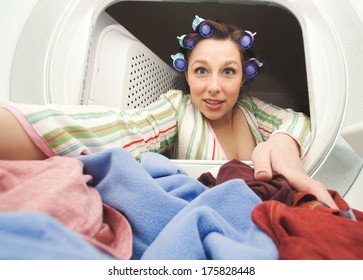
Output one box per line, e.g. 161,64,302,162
204,99,224,110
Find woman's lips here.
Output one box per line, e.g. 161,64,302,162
204,99,224,110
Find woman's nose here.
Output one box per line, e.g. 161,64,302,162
207,74,221,93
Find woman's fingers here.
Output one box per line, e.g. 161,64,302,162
283,169,340,210
251,143,273,181
251,135,339,210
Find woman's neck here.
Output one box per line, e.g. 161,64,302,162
207,105,256,160
207,105,237,132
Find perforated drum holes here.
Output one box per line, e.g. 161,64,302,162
126,53,184,108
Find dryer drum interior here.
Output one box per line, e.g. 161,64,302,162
10,0,360,197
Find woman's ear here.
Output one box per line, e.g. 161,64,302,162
240,62,245,86
241,76,245,87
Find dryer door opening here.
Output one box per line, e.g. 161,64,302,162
10,0,349,186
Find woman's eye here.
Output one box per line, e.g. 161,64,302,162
195,68,206,75
224,68,235,75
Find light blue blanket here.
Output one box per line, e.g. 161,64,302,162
79,149,278,260
0,212,113,260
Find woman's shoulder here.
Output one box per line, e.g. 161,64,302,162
163,89,187,99
238,94,261,104
238,94,272,111
161,90,191,106
237,94,257,111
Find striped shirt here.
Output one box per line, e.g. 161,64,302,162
5,90,311,159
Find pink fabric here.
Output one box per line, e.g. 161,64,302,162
0,156,132,259
1,105,55,157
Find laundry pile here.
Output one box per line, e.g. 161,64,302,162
0,148,362,259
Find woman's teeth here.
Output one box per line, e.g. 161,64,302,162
205,100,222,104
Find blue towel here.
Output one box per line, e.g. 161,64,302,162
80,149,205,259
142,180,277,260
0,212,114,260
79,148,278,260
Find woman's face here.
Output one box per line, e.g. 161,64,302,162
185,39,244,123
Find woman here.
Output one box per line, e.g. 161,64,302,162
0,16,338,209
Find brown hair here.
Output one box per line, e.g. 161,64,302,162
180,19,247,70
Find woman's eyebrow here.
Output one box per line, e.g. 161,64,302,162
190,59,240,67
190,59,208,67
223,60,240,67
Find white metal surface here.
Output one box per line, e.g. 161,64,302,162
341,122,363,159
88,23,184,109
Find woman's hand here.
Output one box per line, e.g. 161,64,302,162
251,133,339,210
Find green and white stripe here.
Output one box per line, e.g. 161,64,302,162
8,90,311,159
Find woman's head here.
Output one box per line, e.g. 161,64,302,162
171,16,261,123
180,19,248,71
171,16,261,89
185,37,244,123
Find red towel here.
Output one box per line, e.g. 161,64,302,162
252,190,363,259
198,159,296,205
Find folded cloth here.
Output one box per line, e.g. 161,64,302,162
141,179,278,260
252,190,363,259
78,148,278,260
0,212,114,260
0,156,132,259
198,159,296,205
